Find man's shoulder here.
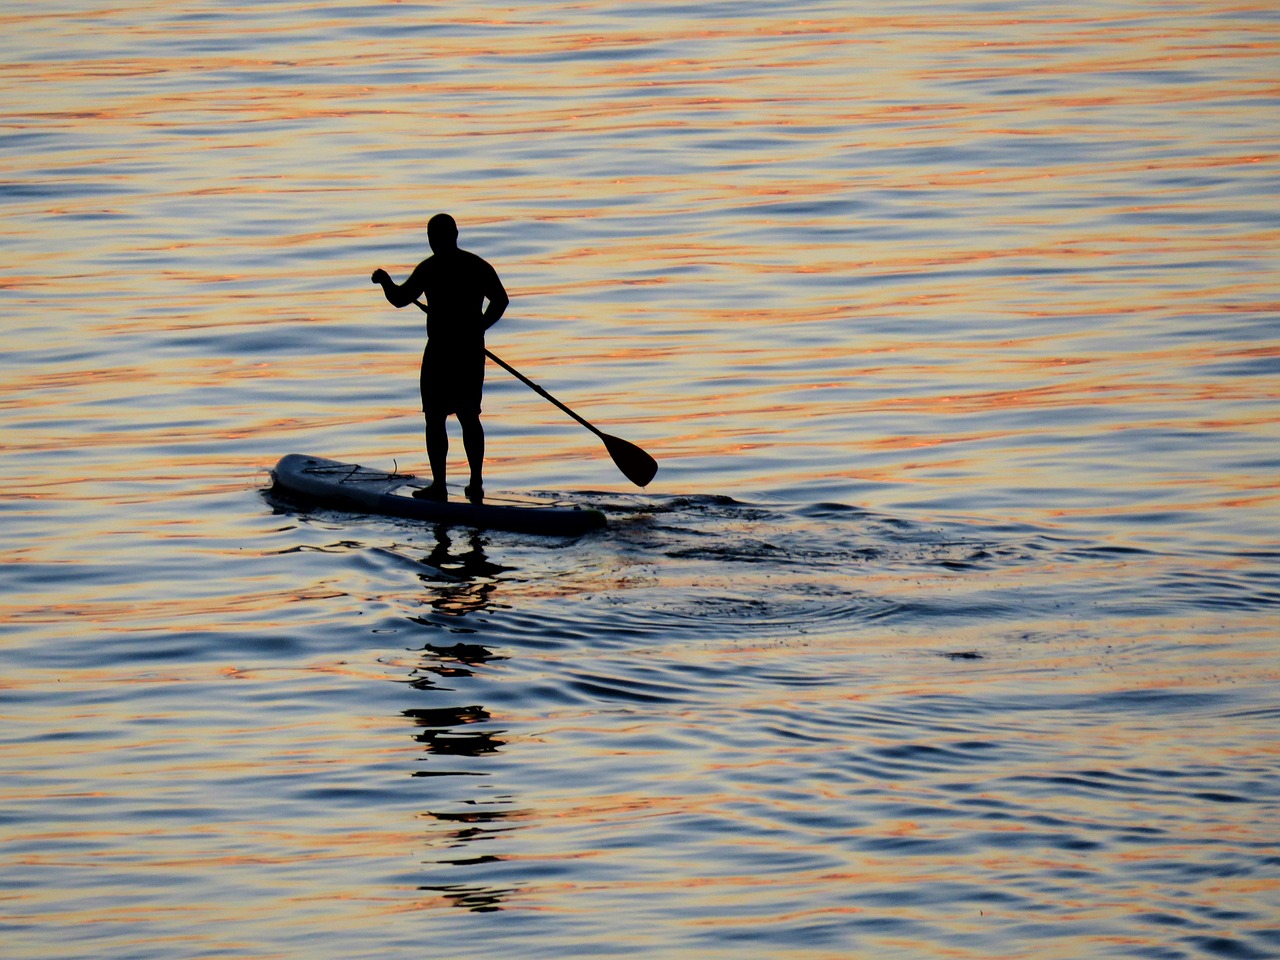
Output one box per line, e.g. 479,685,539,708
457,248,496,269
416,248,500,288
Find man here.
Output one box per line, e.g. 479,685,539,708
372,213,509,502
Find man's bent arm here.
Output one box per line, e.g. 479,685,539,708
483,288,509,330
371,266,425,308
482,269,509,330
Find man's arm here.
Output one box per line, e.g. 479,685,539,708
481,265,509,331
371,262,427,308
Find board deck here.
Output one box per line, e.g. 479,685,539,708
270,454,607,536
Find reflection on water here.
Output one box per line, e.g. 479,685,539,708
2,0,1278,957
405,551,519,913
366,496,1280,953
412,716,505,758
419,880,513,914
412,525,513,617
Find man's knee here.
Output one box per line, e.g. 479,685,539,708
424,413,447,440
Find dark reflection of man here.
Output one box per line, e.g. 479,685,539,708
416,524,511,618
406,523,518,913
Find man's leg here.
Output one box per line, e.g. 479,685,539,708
416,412,449,500
457,411,484,499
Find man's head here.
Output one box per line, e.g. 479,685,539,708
427,213,459,253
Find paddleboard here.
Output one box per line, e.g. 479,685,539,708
270,454,607,536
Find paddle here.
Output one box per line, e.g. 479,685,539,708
410,300,658,487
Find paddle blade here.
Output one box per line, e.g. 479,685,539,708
602,432,658,487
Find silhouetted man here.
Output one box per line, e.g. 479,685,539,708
372,214,509,501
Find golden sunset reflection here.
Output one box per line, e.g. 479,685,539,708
3,1,1278,957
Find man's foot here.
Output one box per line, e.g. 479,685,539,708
413,482,447,502
464,482,484,502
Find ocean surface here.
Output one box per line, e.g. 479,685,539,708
2,2,1278,957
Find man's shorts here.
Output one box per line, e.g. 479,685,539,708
420,345,484,417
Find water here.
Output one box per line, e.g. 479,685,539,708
2,2,1278,957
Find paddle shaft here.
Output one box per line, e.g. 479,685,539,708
480,348,605,439
405,297,657,487
410,299,603,439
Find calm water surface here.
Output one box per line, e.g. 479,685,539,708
2,2,1278,958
